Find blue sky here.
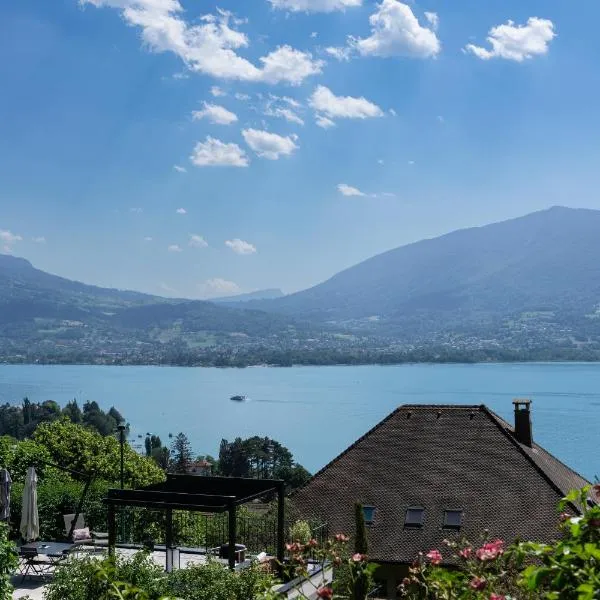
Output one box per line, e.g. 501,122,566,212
1,0,600,298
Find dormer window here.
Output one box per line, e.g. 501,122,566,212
443,509,463,529
363,505,376,525
404,507,424,528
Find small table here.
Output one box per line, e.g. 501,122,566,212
22,541,74,564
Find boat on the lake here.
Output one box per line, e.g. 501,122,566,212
230,395,247,402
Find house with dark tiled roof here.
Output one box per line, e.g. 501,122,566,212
291,400,591,599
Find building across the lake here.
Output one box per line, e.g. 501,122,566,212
291,400,592,599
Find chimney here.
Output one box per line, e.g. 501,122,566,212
512,399,533,447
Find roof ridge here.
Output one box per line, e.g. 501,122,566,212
480,406,585,513
291,404,489,499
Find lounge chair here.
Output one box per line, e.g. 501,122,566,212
63,513,108,549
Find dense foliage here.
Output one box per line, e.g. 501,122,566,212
0,523,17,600
0,398,124,439
44,552,274,600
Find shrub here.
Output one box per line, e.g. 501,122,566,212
289,520,312,544
0,522,17,600
44,552,166,600
163,561,274,600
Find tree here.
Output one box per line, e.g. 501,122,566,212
170,433,193,474
144,435,162,457
353,502,370,600
62,399,83,424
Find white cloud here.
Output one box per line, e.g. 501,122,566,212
211,86,227,97
81,2,323,85
192,102,238,125
269,0,361,13
198,278,240,298
310,31,318,38
381,191,396,197
325,46,352,61
408,160,415,165
337,183,365,196
377,158,384,165
235,92,251,101
352,0,440,58
309,85,383,121
176,207,187,214
242,128,298,160
424,11,438,31
225,238,257,255
190,136,249,167
172,71,189,80
282,96,302,108
32,236,46,244
265,106,304,126
130,207,143,213
189,234,208,248
168,244,183,252
144,236,153,242
465,17,556,62
173,165,187,173
259,45,324,86
0,229,23,253
389,108,397,116
315,114,335,129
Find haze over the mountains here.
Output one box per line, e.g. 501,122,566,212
2,206,600,363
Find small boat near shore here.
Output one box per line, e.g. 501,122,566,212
230,395,247,402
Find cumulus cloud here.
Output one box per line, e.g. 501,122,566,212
264,98,305,126
309,85,383,122
465,17,556,62
81,2,323,85
192,102,238,125
0,229,23,253
337,183,365,196
190,136,249,167
269,0,361,13
351,0,440,58
176,207,187,214
198,278,241,298
225,238,257,255
242,128,298,160
168,244,183,252
211,86,227,97
235,92,251,101
325,46,353,61
189,234,208,248
173,165,187,173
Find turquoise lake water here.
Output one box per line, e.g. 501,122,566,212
0,363,598,481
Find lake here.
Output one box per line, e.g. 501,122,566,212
0,363,598,481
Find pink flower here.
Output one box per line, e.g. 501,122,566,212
352,553,366,562
307,538,318,548
459,547,472,559
333,534,349,543
316,587,333,599
470,576,486,590
426,549,442,565
476,540,504,561
490,594,505,600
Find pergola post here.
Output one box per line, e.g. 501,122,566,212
277,481,285,566
228,500,236,571
108,503,116,558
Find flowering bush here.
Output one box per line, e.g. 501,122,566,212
401,486,600,600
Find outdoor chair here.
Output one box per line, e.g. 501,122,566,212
63,513,108,550
18,547,49,582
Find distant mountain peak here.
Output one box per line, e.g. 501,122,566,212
212,288,285,304
0,254,34,270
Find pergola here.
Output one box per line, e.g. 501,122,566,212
104,474,285,569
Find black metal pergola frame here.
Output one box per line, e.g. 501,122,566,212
104,474,285,570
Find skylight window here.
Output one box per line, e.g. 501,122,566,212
404,507,424,528
443,509,463,529
363,505,376,525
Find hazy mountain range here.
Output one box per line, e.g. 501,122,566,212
3,206,600,363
